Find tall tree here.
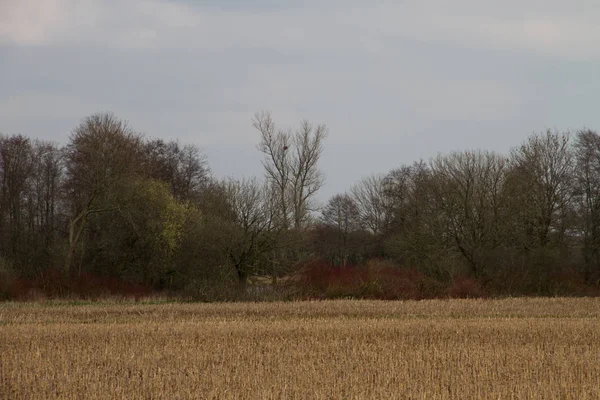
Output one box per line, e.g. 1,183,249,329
351,174,391,235
429,151,510,275
254,112,292,229
0,134,34,259
25,141,65,271
144,139,209,201
574,129,600,282
508,130,574,248
382,162,448,273
224,178,281,284
254,111,327,229
290,120,328,228
63,113,143,274
321,193,361,265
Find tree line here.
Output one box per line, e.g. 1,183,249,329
1,112,599,300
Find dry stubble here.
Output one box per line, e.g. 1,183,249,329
1,298,599,399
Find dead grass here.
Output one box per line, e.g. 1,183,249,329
1,298,599,399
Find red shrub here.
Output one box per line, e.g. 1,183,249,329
298,260,361,298
447,276,486,299
296,259,443,300
547,267,598,296
0,277,37,301
0,268,153,301
67,272,153,300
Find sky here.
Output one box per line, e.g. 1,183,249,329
2,0,600,202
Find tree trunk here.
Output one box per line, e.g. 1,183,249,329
236,266,248,286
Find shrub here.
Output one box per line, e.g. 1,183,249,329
0,258,37,301
0,267,153,301
296,259,444,300
447,276,486,298
547,266,598,296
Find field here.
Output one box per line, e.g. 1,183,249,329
1,298,600,399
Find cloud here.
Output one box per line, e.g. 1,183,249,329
2,0,599,61
404,79,522,121
336,2,600,61
391,13,600,60
0,91,93,120
0,0,71,45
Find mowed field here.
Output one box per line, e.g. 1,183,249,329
1,298,599,399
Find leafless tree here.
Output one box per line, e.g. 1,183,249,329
508,130,574,248
429,151,510,275
254,112,292,229
63,113,143,274
0,134,34,257
574,129,600,282
382,161,451,274
350,174,391,235
29,141,64,248
224,178,281,284
321,193,360,265
290,119,327,228
144,139,209,201
383,161,431,233
254,111,327,229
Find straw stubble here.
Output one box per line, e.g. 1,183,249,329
1,298,599,399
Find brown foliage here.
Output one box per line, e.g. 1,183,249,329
297,259,443,300
0,268,152,301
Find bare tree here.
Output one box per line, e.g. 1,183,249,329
351,174,391,235
508,130,574,248
382,161,451,274
383,161,431,234
321,193,360,265
29,141,64,249
64,113,143,274
574,129,600,282
290,119,327,228
254,112,292,229
144,139,209,201
429,151,510,275
224,178,281,284
0,134,34,257
254,111,327,229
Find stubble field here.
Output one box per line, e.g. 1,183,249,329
1,298,599,399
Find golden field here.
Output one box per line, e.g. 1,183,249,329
1,298,599,399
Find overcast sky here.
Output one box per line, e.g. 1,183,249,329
2,0,600,201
